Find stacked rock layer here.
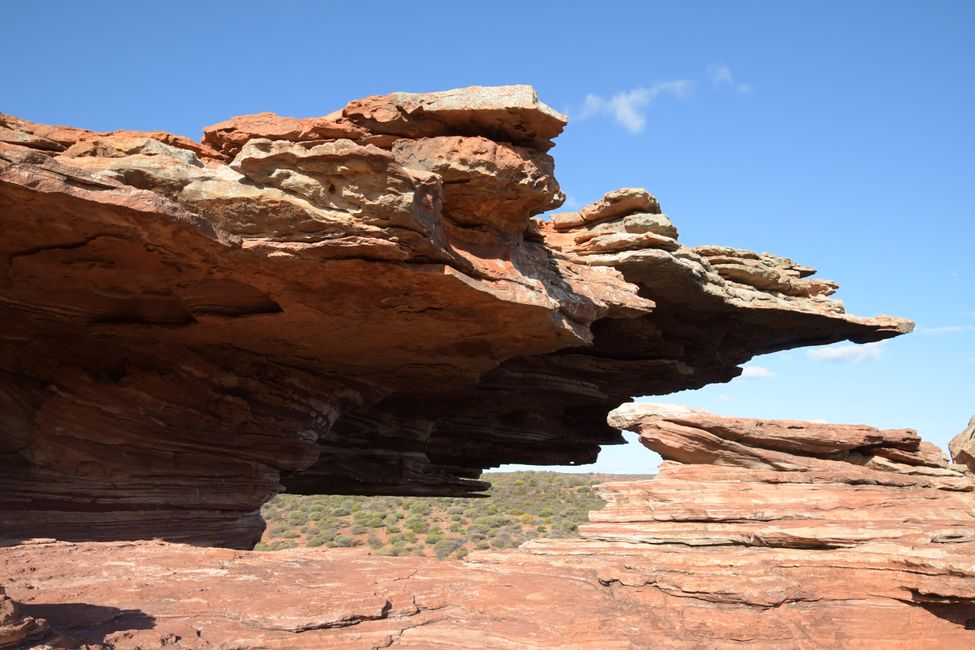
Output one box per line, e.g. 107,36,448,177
2,409,972,648
0,86,910,547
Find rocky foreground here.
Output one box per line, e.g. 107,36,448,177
0,86,911,548
2,407,973,649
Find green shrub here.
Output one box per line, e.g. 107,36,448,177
434,539,461,560
466,524,488,537
258,470,609,554
490,533,514,549
404,516,429,534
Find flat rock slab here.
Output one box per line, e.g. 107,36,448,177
1,537,971,649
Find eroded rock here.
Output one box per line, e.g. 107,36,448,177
0,585,48,649
2,408,972,648
950,416,975,473
0,86,912,548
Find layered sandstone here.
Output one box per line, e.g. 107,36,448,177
0,86,911,548
3,409,972,648
521,405,975,647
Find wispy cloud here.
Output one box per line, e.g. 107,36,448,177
707,64,751,94
579,65,750,134
579,80,694,133
807,340,888,364
740,366,777,379
919,325,975,335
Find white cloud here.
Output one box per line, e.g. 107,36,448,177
579,65,751,134
740,366,777,379
707,63,751,95
806,340,888,364
579,80,694,133
718,394,733,402
919,325,975,335
708,64,734,85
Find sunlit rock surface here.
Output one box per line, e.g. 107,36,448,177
2,409,971,648
0,86,911,548
0,584,47,649
950,416,975,473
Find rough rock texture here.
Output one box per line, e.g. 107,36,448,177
0,584,47,648
950,416,975,473
0,85,912,548
2,410,972,648
531,405,975,646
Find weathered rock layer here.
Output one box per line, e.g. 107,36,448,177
2,409,971,648
521,405,975,646
0,86,910,547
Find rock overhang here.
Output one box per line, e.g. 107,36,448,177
0,85,913,548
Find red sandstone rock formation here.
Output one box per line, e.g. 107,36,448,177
0,86,912,548
950,416,975,472
2,409,971,648
0,584,47,648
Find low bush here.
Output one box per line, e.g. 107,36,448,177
259,471,618,558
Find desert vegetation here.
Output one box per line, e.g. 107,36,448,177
257,472,641,559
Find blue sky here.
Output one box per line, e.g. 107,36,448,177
5,2,973,473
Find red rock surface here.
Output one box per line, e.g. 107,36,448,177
0,85,912,548
2,408,972,648
0,584,47,649
950,416,975,472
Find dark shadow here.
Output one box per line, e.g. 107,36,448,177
912,598,975,630
17,602,155,645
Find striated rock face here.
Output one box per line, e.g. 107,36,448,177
522,405,975,646
2,410,972,648
0,85,911,548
